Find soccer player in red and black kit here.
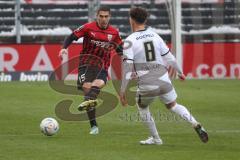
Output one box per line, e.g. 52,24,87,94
59,6,123,135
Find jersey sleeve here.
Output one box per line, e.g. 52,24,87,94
123,38,134,61
114,32,123,55
159,36,170,56
121,38,134,93
73,24,87,38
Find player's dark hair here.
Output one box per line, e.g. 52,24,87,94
97,6,111,14
129,7,148,24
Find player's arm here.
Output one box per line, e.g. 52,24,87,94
121,57,134,93
114,32,123,56
119,39,135,106
116,43,123,56
162,51,185,80
159,36,185,80
59,25,86,60
63,33,78,49
119,57,134,106
59,33,79,60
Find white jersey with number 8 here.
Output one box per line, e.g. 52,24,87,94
123,27,177,103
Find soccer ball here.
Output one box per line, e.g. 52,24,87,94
40,117,59,136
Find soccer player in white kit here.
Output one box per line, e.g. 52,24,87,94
119,7,208,145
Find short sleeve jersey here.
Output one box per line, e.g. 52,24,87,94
73,21,122,70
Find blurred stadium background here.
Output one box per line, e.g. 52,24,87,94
0,0,240,80
1,1,240,160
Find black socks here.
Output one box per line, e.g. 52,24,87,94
84,86,100,127
84,86,100,101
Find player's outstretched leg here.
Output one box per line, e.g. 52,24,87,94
140,137,163,145
87,107,99,135
78,86,100,111
167,102,209,143
194,124,208,143
78,86,100,135
137,105,163,145
78,99,98,111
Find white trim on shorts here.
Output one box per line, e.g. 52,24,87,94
159,88,177,104
136,88,177,106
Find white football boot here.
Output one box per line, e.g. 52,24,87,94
89,126,99,135
140,136,163,145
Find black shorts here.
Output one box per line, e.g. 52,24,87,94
77,66,108,90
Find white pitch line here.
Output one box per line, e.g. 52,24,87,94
209,130,240,133
0,129,240,137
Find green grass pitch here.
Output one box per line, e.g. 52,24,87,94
0,80,240,160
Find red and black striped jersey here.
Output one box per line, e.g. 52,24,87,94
73,21,123,71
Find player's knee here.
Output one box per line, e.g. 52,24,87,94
165,101,176,109
137,103,150,120
92,79,105,88
137,101,148,109
82,83,91,93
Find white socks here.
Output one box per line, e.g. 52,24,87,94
170,103,198,126
137,103,198,140
138,105,160,140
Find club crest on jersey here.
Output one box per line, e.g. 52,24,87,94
107,34,112,41
90,32,96,37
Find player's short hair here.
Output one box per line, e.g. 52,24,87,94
97,6,111,14
129,7,148,24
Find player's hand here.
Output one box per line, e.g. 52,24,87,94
59,48,68,61
119,92,128,106
178,73,186,81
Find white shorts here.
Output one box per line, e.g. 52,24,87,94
136,88,177,106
